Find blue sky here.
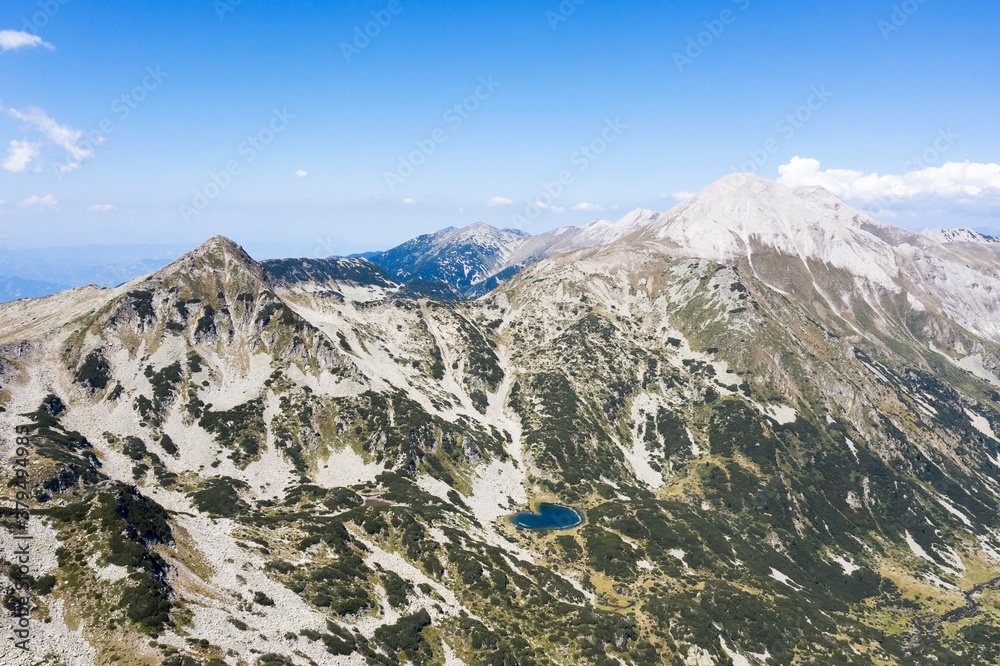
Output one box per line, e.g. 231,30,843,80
1,0,998,257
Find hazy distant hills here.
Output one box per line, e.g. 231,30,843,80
0,274,71,302
0,244,189,303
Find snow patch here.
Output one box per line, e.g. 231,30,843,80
965,409,998,441
925,573,960,591
905,530,934,563
931,343,1000,387
979,537,1000,564
903,530,961,576
933,543,965,572
766,405,797,425
719,636,753,666
769,568,803,590
845,438,859,462
933,492,974,527
832,555,860,576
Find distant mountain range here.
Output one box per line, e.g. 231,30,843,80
4,174,1000,664
4,209,997,309
342,211,656,298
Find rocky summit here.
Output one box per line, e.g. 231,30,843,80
2,175,1000,665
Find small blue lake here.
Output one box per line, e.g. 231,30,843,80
510,503,585,530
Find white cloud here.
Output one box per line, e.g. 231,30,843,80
487,196,513,207
88,204,117,212
2,139,41,172
571,202,604,212
402,198,416,205
294,169,308,177
0,31,54,52
536,201,565,213
18,194,58,211
778,156,1000,206
671,191,695,201
6,105,99,170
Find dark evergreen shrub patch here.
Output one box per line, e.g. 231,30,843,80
75,350,111,390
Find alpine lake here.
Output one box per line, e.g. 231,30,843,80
510,502,585,531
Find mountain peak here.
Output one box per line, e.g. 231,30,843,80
439,223,531,246
187,235,254,262
635,173,903,292
701,171,783,197
366,223,533,297
922,227,1000,245
136,235,266,298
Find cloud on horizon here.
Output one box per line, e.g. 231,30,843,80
778,157,1000,216
571,202,603,212
536,201,565,213
487,196,513,207
88,204,118,212
19,194,59,211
